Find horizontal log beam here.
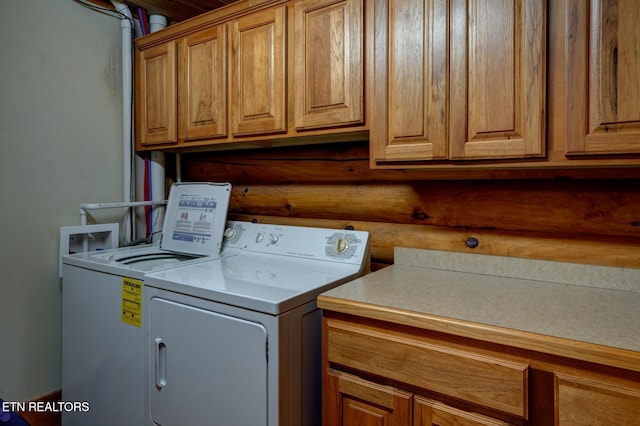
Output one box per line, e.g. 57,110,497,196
180,143,640,268
228,182,640,239
230,215,640,269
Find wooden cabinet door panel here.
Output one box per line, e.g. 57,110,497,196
414,397,515,426
294,0,364,130
555,373,640,426
324,369,412,426
449,0,545,160
565,0,640,155
371,0,448,162
137,41,177,146
179,25,227,142
229,6,286,137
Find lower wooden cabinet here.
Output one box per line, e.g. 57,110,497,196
324,369,515,426
555,373,640,426
322,312,640,426
415,397,515,426
324,369,412,425
325,315,528,420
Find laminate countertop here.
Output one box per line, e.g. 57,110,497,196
318,248,640,372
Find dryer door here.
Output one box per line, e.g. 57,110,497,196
149,297,268,426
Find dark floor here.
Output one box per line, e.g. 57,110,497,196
15,392,61,426
20,410,61,426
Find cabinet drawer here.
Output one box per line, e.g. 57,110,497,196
555,373,640,425
326,318,528,418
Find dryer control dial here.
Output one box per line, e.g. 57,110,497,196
334,238,349,254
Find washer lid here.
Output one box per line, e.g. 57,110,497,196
160,182,232,256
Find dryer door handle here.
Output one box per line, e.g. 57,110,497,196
155,337,168,389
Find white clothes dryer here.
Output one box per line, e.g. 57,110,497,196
143,220,370,426
143,221,369,426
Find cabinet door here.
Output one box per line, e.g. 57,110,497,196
136,41,177,146
148,297,268,426
179,25,227,142
565,0,640,155
370,0,449,162
414,397,515,426
555,373,640,426
449,0,546,160
229,6,286,137
324,369,412,426
293,0,364,130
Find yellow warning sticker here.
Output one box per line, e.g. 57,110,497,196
122,277,143,327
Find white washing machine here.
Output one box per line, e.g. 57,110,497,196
61,182,232,426
143,220,370,426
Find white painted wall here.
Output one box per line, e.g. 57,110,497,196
0,0,124,401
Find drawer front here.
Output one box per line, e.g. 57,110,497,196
555,373,640,425
326,318,528,418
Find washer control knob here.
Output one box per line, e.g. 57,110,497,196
255,233,264,243
269,233,279,245
223,227,237,240
334,238,349,254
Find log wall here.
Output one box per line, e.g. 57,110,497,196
181,142,640,269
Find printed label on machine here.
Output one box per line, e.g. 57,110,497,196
122,277,143,327
171,194,217,244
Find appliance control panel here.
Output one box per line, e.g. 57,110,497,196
222,221,369,264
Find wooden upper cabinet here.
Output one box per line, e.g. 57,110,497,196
136,41,177,146
565,0,640,155
178,25,227,142
449,0,545,160
371,0,546,164
293,0,364,130
371,0,449,162
229,6,287,137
